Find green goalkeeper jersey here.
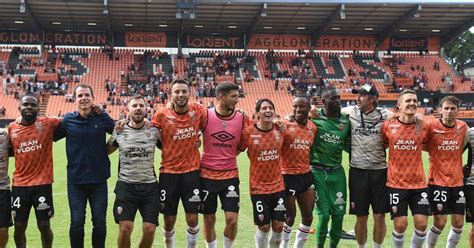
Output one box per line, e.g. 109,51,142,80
309,109,351,167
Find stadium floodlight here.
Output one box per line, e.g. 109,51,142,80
20,0,26,13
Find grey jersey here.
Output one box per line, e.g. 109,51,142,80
466,128,474,185
342,106,389,170
0,129,9,190
109,124,160,184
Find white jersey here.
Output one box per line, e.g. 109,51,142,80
0,129,9,190
342,106,390,170
109,123,160,184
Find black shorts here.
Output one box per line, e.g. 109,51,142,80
251,191,287,226
0,190,12,228
283,172,314,197
349,167,389,216
200,177,240,215
428,185,465,215
387,187,430,219
11,184,54,222
465,185,474,223
159,170,201,215
113,181,160,225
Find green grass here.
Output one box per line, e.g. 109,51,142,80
7,139,471,247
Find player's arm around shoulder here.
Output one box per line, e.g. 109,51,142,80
106,129,119,155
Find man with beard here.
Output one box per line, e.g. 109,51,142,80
0,127,11,248
107,95,161,248
200,82,252,248
280,95,316,248
151,79,206,248
425,96,468,247
346,84,391,248
8,94,61,248
54,84,115,248
309,86,351,248
381,89,430,248
239,99,287,248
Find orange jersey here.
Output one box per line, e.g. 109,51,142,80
8,117,61,186
151,103,206,174
281,120,317,174
239,124,285,195
426,119,468,187
382,119,429,189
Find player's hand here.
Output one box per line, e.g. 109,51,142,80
15,116,22,124
463,164,471,178
308,105,319,119
274,119,286,132
166,101,174,109
91,104,103,115
195,132,202,148
235,108,248,117
284,114,296,122
114,119,127,132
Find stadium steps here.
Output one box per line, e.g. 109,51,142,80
38,93,50,117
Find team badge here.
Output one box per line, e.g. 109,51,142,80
222,121,227,129
258,214,264,222
274,198,286,211
392,206,398,214
437,204,443,212
117,206,123,215
35,122,43,132
339,123,345,131
351,202,356,210
37,196,50,210
289,127,295,132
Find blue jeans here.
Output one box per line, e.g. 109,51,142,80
67,182,108,248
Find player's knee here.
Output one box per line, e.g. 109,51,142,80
185,214,199,227
225,215,238,228
142,224,156,236
318,213,330,224
414,221,427,232
357,215,369,225
393,220,408,233
451,219,464,229
37,221,51,233
14,222,27,232
258,224,271,233
119,223,133,236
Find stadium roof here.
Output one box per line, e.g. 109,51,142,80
1,0,473,46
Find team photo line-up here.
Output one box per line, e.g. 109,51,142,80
0,80,473,248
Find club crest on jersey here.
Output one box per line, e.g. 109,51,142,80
392,206,398,214
253,139,260,145
274,131,281,141
35,122,43,132
117,206,123,215
338,123,346,131
222,121,227,129
189,111,196,120
289,127,295,132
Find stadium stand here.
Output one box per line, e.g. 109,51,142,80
0,46,472,120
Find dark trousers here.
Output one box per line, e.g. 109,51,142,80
68,182,108,248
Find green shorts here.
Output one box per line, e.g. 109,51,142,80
311,166,347,216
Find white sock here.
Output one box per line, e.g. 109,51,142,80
186,225,200,248
373,241,382,248
269,231,282,248
206,239,217,248
256,228,270,248
411,229,427,248
280,224,292,248
162,228,175,248
392,231,405,248
293,224,310,248
426,226,442,248
358,244,366,248
446,226,463,248
223,236,234,248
